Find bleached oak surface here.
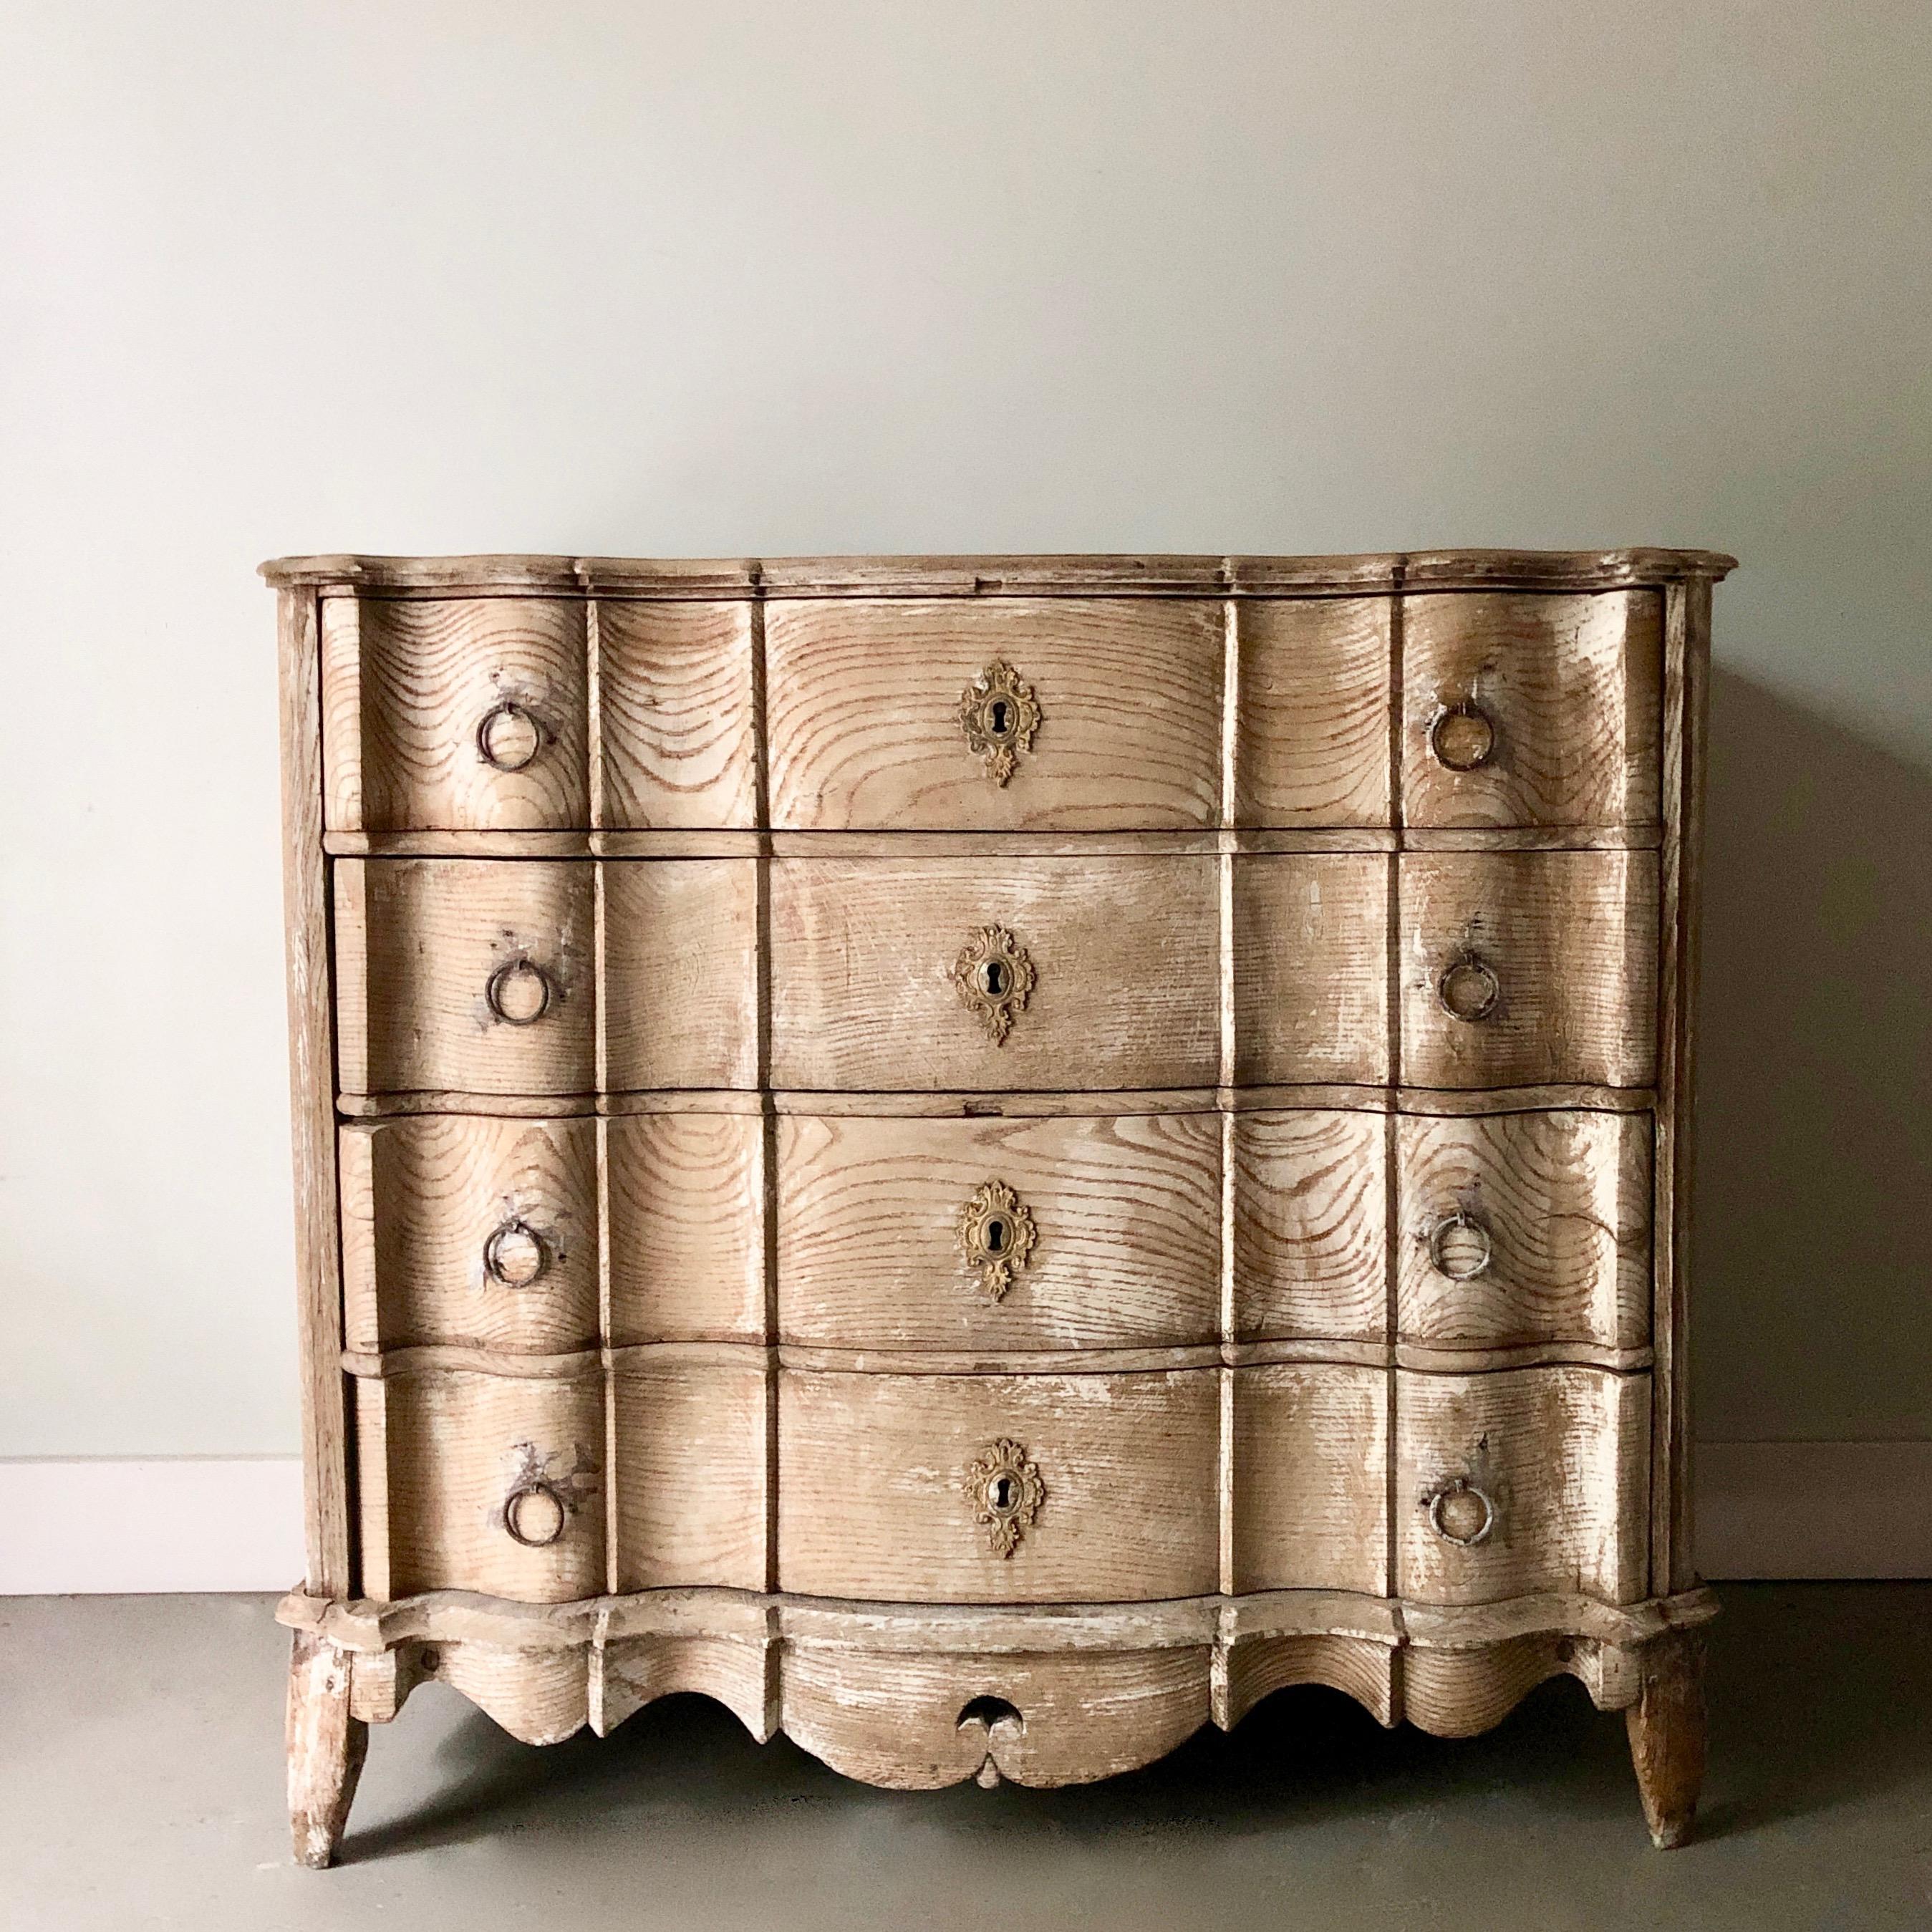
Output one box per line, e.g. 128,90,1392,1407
271,549,1730,1859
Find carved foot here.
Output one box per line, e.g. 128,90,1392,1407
1625,1628,1706,1848
287,1629,367,1868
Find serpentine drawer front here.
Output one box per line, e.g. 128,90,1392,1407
269,547,1732,1865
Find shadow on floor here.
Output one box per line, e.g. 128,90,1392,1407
341,1585,1932,1865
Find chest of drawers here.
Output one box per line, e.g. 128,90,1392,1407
268,549,1732,1866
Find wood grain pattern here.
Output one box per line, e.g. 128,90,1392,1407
601,859,760,1089
286,1632,365,1868
1231,1364,1388,1594
334,858,596,1096
1232,1109,1387,1339
781,1646,1209,1788
1399,850,1659,1088
777,1369,1219,1603
278,588,352,1598
612,1363,768,1590
1233,597,1392,826
339,1119,598,1353
1626,1628,1706,1848
322,595,589,831
595,599,756,829
766,598,1225,829
776,1112,1221,1350
354,1367,604,1603
1403,590,1662,829
1394,1111,1651,1351
1395,1366,1651,1606
771,856,1391,1091
607,1113,765,1343
275,548,1726,1845
264,549,1738,596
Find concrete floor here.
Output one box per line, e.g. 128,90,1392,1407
1,1587,1926,1931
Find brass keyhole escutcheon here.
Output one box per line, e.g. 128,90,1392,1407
956,1180,1038,1302
965,1438,1045,1557
951,926,1037,1044
958,661,1042,786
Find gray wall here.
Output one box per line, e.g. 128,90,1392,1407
2,2,1926,1457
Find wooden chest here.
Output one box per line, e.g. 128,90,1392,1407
268,548,1732,1863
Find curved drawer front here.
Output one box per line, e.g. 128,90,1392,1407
333,858,759,1097
1399,850,1658,1089
339,1114,766,1351
778,1114,1222,1351
767,595,1394,830
771,854,1390,1091
778,1110,1388,1353
777,1370,1219,1603
1401,589,1661,829
1395,1110,1652,1353
324,596,590,832
1395,1365,1651,1606
322,594,756,831
767,598,1225,829
354,1366,605,1605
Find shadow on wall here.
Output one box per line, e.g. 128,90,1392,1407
1694,670,1932,1441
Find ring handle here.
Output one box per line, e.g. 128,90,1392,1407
483,1217,550,1290
1436,952,1501,1023
486,957,553,1027
476,699,544,773
502,1479,570,1548
1426,1476,1497,1547
1428,699,1497,773
1426,1207,1493,1282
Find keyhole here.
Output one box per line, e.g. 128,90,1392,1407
989,1474,1017,1512
988,697,1011,737
980,960,1008,998
983,1215,1009,1255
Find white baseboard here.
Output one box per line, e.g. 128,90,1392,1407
1,1444,1926,1593
0,1457,305,1594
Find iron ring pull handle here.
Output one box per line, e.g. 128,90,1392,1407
1426,1476,1497,1547
1426,1207,1494,1282
502,1479,571,1548
486,957,554,1027
1436,951,1501,1023
1427,698,1497,773
483,1217,549,1290
476,698,544,773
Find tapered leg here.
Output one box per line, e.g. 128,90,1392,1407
287,1629,368,1868
1625,1628,1706,1848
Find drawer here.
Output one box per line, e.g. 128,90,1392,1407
340,1118,599,1353
765,596,1393,829
354,1366,605,1603
1399,850,1658,1089
322,595,758,831
776,1370,1219,1602
1401,590,1661,828
1394,1366,1651,1605
333,858,758,1096
1395,1111,1651,1353
777,1110,1387,1352
324,596,589,831
770,854,1390,1090
339,1114,765,1351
